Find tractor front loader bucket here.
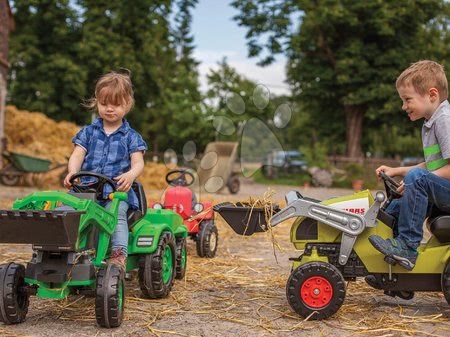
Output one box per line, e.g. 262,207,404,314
213,202,280,236
0,210,84,250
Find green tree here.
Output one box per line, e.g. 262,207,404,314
8,0,87,122
164,0,211,152
232,0,450,158
78,0,175,152
206,59,294,163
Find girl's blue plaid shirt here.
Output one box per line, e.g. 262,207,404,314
72,118,148,209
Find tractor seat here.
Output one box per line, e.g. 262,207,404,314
427,210,450,243
127,181,147,227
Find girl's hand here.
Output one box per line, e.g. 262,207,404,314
114,172,135,192
63,172,75,189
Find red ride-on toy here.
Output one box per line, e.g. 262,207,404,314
150,168,218,258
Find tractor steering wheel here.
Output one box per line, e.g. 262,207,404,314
165,168,195,187
379,171,402,200
69,171,117,201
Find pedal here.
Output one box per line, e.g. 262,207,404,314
384,255,397,266
383,290,396,298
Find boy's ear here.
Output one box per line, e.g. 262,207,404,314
429,87,439,101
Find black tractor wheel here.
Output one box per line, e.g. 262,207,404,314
442,258,450,305
196,220,218,258
175,237,187,280
0,263,29,325
138,231,176,299
227,175,240,194
95,264,124,328
286,262,346,320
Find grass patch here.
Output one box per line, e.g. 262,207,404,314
247,168,311,187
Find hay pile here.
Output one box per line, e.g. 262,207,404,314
5,105,79,163
3,106,169,189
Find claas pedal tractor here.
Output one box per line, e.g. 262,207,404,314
0,172,187,328
150,168,217,258
214,172,450,319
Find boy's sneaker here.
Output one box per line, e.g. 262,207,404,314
107,249,127,271
368,235,418,271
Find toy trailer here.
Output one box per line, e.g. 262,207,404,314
197,141,240,194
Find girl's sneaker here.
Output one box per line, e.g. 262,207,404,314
107,248,127,270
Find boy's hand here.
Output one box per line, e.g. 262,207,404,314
397,180,405,195
375,165,396,178
114,172,135,192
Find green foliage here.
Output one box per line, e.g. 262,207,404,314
7,0,208,154
232,0,450,157
8,0,87,122
368,125,423,158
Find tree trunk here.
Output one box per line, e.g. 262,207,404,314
344,105,366,158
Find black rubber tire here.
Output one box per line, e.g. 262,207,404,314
175,237,187,280
396,291,414,300
95,264,124,328
442,258,450,305
286,262,346,320
0,263,29,325
227,176,240,194
138,231,176,299
196,220,218,258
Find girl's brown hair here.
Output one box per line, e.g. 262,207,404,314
396,60,448,101
85,70,135,111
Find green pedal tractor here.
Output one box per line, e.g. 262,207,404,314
0,172,188,328
215,172,450,320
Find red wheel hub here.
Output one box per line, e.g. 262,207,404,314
300,276,333,308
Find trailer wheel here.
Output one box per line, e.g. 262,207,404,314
227,176,240,194
442,259,450,305
175,237,187,279
286,262,346,320
0,174,20,186
139,231,176,299
95,264,124,328
0,263,29,324
196,220,218,258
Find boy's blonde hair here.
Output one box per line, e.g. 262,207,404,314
86,70,135,111
396,60,448,101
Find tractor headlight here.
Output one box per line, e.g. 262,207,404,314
153,203,163,209
193,203,204,213
137,236,154,247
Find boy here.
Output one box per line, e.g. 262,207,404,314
64,70,147,270
369,60,450,271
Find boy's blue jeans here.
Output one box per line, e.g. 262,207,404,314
385,168,450,249
105,200,129,256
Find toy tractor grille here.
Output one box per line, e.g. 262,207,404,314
303,243,368,279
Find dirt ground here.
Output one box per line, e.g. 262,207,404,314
0,180,450,337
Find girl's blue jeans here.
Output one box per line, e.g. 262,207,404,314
385,168,450,249
105,200,129,256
